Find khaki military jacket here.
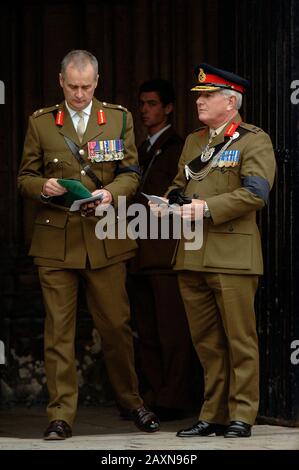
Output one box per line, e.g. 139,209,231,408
18,98,139,269
167,113,276,275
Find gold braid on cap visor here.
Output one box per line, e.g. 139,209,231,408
190,85,222,92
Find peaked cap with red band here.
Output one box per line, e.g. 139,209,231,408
191,63,250,95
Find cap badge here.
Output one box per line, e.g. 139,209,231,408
198,68,206,83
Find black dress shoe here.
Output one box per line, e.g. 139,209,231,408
44,420,72,440
224,420,252,438
176,420,227,437
131,406,160,433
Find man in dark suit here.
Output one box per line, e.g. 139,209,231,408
17,50,160,439
157,64,276,438
128,79,199,420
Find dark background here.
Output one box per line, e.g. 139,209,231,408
0,0,298,424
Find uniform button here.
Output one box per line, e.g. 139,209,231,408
228,225,234,232
103,101,107,105
46,219,50,224
81,170,86,176
79,149,85,156
53,158,58,163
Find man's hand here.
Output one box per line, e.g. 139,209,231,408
42,178,67,197
149,198,204,220
92,189,113,204
180,199,204,220
148,197,170,217
80,189,113,217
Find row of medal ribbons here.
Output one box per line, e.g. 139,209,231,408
88,139,125,162
212,149,240,168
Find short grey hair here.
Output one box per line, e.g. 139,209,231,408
61,50,98,79
220,89,243,110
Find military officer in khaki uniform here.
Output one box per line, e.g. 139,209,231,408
18,50,159,439
155,64,276,438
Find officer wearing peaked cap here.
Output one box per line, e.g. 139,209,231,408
18,49,160,439
160,63,276,438
191,63,250,94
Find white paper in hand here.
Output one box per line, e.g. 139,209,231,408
141,193,170,206
69,193,103,212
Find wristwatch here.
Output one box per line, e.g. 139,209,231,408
203,202,211,218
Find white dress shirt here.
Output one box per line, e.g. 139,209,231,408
65,101,92,132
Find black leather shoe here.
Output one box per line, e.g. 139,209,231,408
176,420,227,437
43,420,72,440
224,420,252,438
131,406,160,433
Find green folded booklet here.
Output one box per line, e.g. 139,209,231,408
57,179,103,211
57,179,92,205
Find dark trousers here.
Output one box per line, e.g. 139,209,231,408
128,271,201,411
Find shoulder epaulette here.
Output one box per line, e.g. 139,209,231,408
239,122,263,134
32,104,60,118
192,125,207,133
102,101,128,112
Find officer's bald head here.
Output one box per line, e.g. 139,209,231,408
61,50,98,80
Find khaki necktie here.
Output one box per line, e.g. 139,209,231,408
209,129,217,142
76,111,85,142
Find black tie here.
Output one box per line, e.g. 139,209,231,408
145,137,151,152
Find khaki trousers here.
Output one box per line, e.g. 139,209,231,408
38,262,142,426
178,271,259,425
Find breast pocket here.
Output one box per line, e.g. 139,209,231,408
211,166,241,193
226,167,241,191
90,160,118,186
44,154,73,179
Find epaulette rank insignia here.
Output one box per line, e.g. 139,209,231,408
192,126,207,134
33,108,44,117
240,122,262,134
33,104,59,118
102,101,128,112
